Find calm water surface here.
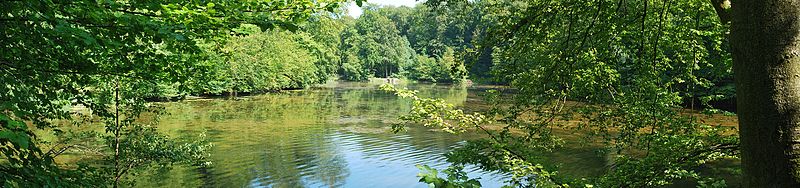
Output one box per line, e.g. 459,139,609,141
137,82,517,188
133,81,740,188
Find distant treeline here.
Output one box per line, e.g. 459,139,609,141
145,3,490,99
147,2,734,111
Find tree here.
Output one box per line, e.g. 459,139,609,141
337,3,480,82
406,3,479,59
222,26,321,92
378,5,415,37
387,0,741,187
730,0,800,186
0,0,351,186
339,6,415,80
390,0,800,186
303,14,350,83
408,47,467,83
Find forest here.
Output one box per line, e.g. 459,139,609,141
1,0,799,187
146,3,473,99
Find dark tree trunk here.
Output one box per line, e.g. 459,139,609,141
730,0,800,186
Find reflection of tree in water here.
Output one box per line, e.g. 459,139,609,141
134,88,352,187
251,128,349,188
299,89,352,186
332,83,467,122
332,83,474,166
307,131,350,188
135,81,476,187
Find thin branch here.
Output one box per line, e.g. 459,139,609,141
115,159,141,185
114,8,159,17
473,122,565,185
575,0,606,51
641,143,739,184
637,0,649,58
51,145,75,157
0,60,144,80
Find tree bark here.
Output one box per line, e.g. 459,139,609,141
730,0,800,186
709,0,731,24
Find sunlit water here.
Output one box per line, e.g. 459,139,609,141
131,81,740,187
136,81,514,188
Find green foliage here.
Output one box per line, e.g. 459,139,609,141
406,3,479,58
1,0,743,186
338,4,477,83
375,2,488,81
1,0,347,186
339,8,416,80
216,26,321,93
409,55,441,82
107,123,211,186
0,114,97,187
182,20,347,96
384,0,740,187
408,48,468,83
302,15,349,83
697,178,728,188
417,164,482,188
382,84,566,187
380,84,488,134
91,79,211,185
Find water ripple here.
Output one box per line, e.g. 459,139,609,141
137,82,510,188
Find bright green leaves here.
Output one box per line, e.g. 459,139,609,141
408,48,468,83
418,164,445,186
381,0,739,187
340,9,416,80
187,12,346,95
87,78,213,186
220,27,321,92
380,84,489,134
185,19,344,95
336,3,478,82
382,83,562,186
109,123,212,183
299,15,347,83
417,164,482,188
0,113,91,188
1,0,349,186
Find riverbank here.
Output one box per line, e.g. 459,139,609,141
55,80,739,187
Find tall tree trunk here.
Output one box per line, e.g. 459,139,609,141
730,0,800,186
113,78,122,188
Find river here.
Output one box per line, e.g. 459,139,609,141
133,81,739,187
135,81,513,187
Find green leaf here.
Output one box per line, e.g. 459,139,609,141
0,130,30,149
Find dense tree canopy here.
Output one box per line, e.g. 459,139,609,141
339,7,415,80
220,26,322,92
0,0,351,186
336,3,475,83
1,1,478,184
7,0,794,187
384,0,741,187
